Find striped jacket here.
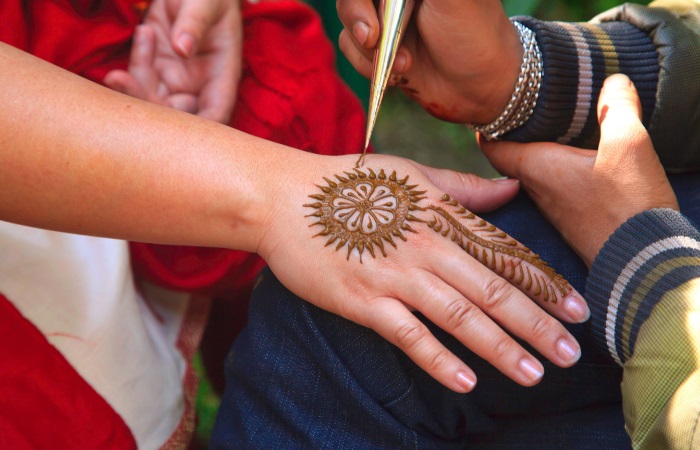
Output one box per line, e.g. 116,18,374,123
514,2,700,448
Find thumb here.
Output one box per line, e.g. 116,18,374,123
415,164,520,213
596,74,647,163
171,0,216,57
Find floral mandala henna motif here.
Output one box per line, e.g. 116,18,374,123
304,168,426,261
305,168,572,302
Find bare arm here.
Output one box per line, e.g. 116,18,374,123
0,40,273,252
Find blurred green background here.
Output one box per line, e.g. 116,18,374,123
195,0,651,446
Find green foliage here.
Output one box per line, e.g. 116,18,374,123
505,0,651,21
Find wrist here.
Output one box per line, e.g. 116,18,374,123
469,21,524,124
468,21,542,138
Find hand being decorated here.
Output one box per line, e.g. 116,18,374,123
258,153,589,393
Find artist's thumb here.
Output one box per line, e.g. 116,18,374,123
171,0,217,58
596,74,651,166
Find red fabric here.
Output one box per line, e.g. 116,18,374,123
0,294,137,450
0,0,371,442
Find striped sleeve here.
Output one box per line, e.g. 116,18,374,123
585,209,700,449
505,16,659,150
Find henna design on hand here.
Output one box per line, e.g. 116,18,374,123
305,168,572,302
304,168,426,261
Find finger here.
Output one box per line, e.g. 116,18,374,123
336,0,381,49
339,29,374,79
365,298,478,393
128,25,160,98
427,250,584,364
103,70,148,99
197,75,236,122
414,163,520,213
195,10,242,123
477,136,533,180
397,274,546,386
171,0,217,57
166,93,198,114
596,74,648,166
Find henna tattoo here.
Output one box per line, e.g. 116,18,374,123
305,168,571,302
304,168,426,261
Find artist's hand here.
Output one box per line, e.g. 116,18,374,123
104,0,242,123
258,153,589,393
481,75,679,267
336,0,521,124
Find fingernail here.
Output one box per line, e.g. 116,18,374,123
352,22,370,46
519,358,543,383
493,177,519,185
556,338,581,364
176,32,195,57
395,52,407,73
564,295,590,322
604,73,632,90
456,372,476,392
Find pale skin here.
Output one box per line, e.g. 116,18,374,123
0,38,591,392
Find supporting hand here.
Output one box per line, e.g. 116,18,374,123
481,74,679,267
104,0,242,123
336,0,522,124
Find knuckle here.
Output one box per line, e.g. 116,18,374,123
528,314,555,342
426,349,451,373
394,320,428,350
479,277,513,311
443,298,479,330
490,335,516,362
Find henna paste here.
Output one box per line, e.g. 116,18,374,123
305,168,572,302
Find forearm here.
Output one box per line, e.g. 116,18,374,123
586,209,700,448
0,41,302,252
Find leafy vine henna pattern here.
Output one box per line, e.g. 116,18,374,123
304,168,573,303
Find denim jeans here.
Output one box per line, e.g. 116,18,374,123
211,174,700,449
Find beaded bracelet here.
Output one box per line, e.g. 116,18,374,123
468,21,543,140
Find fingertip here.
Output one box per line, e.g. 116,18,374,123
518,357,544,385
352,21,370,47
455,371,477,393
174,32,196,58
597,73,642,125
394,47,409,74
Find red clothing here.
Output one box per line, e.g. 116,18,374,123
0,0,368,447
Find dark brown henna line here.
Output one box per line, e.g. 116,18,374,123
305,168,572,302
421,203,570,297
305,168,419,262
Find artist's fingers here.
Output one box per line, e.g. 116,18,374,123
339,28,374,78
413,163,520,213
363,298,478,392
336,0,381,49
396,273,545,386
